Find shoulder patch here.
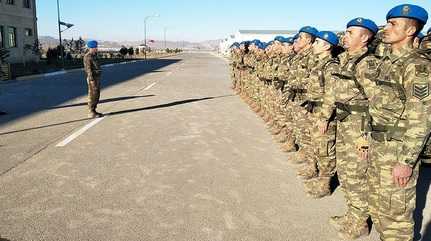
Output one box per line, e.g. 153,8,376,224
413,82,430,100
415,64,429,77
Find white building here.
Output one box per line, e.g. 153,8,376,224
219,30,297,56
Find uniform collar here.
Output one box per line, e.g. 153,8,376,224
388,45,414,62
317,52,332,61
346,47,368,60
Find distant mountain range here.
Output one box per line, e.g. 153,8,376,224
39,36,222,51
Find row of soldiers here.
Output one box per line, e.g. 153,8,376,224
229,4,430,241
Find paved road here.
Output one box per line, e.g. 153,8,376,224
0,53,429,241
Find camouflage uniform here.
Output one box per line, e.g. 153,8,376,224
284,47,314,158
327,47,379,235
83,51,102,114
300,53,339,197
273,52,296,145
367,46,431,240
229,49,242,91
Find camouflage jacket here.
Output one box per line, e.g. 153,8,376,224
305,53,339,103
319,47,378,121
368,46,431,167
276,53,295,81
285,47,313,91
83,52,101,80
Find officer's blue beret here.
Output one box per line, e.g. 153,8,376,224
316,31,339,46
274,36,285,42
293,34,299,40
386,4,428,25
299,26,318,37
267,40,275,46
347,17,379,34
87,40,98,48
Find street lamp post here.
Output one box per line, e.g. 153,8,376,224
56,0,63,68
164,27,168,50
56,0,73,69
144,14,159,59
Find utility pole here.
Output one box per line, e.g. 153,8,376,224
56,0,64,69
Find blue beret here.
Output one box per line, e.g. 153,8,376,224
240,41,251,46
258,42,267,50
285,37,295,44
230,42,240,49
87,40,98,48
293,34,299,40
347,17,379,34
299,26,318,37
267,40,275,46
316,31,339,46
386,4,428,25
274,36,285,42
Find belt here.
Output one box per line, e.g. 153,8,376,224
335,102,368,114
293,89,307,94
371,124,407,142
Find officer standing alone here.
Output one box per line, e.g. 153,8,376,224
84,40,103,118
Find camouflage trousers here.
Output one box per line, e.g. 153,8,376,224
310,109,336,177
231,67,240,90
336,114,369,225
291,97,311,152
87,77,101,112
369,138,420,241
277,94,295,137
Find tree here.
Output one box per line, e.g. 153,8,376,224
119,46,128,58
46,47,59,65
128,47,134,56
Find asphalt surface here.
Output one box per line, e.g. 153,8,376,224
0,53,429,241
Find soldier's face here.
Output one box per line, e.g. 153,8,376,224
293,33,311,53
312,38,328,55
344,27,364,50
383,18,411,44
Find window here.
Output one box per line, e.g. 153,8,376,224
23,0,31,8
7,27,17,48
25,28,32,36
6,0,14,5
0,26,4,48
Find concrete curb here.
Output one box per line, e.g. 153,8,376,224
13,54,178,82
15,60,143,81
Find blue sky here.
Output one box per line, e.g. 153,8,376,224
37,0,431,42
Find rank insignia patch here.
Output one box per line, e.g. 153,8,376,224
413,83,429,100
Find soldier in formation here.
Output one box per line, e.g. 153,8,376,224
229,3,430,241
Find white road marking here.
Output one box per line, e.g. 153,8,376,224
144,82,157,90
56,117,106,147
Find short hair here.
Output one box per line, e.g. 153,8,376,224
405,18,425,36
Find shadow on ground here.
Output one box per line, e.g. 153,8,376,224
0,58,181,126
107,95,234,116
414,164,431,241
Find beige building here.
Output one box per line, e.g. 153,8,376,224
0,0,38,63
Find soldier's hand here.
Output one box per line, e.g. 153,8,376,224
317,121,328,134
392,164,413,188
